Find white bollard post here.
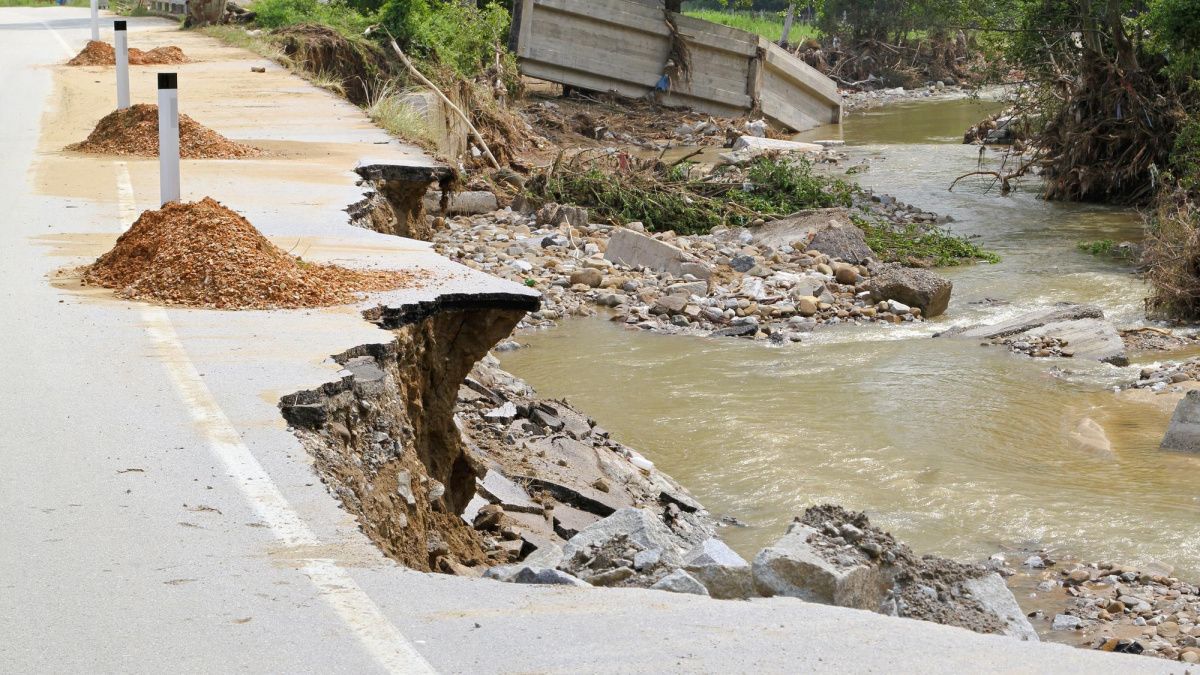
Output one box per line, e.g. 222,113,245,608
114,21,129,110
89,0,99,41
157,73,180,205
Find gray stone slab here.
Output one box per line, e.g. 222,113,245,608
477,470,543,514
1161,390,1200,453
1024,318,1128,365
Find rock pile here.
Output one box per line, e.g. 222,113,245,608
67,40,189,66
83,197,420,309
1132,360,1200,391
68,104,261,159
1009,555,1200,663
430,201,955,342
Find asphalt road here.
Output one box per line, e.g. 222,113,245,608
0,9,1181,674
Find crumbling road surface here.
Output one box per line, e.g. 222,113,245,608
0,9,1175,674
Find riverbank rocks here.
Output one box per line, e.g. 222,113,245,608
1009,554,1200,662
562,508,685,569
867,262,953,317
1160,390,1200,453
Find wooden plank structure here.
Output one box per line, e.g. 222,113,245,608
508,0,841,132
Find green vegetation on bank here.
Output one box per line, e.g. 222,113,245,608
857,217,999,267
0,0,89,6
530,154,996,265
682,9,816,43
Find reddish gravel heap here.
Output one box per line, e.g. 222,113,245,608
67,104,260,158
67,40,189,66
83,197,423,309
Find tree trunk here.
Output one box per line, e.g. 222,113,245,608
187,0,226,27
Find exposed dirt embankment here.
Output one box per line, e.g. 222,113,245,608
280,297,535,572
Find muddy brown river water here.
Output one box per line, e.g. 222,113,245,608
500,99,1200,578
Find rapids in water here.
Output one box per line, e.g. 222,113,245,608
500,98,1200,577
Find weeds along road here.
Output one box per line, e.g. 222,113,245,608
0,8,1178,674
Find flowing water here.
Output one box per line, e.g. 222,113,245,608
500,99,1200,577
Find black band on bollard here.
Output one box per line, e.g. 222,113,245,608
114,20,126,30
157,72,177,89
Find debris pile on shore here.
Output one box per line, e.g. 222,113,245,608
67,40,188,66
429,201,955,342
67,104,260,159
83,197,420,309
1005,555,1200,663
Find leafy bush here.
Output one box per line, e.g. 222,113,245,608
251,0,373,35
379,0,511,79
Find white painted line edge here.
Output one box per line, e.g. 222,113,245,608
42,14,440,669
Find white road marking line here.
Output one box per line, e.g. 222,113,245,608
85,38,436,673
141,310,437,675
116,161,136,229
39,19,76,58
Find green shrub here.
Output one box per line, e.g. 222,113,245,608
379,0,510,79
251,0,373,35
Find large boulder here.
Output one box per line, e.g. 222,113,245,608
962,574,1040,641
868,263,953,318
1161,390,1200,453
752,523,893,606
561,508,684,568
750,208,874,265
682,538,753,599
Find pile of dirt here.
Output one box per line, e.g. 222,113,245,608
82,197,422,309
67,40,189,66
67,104,260,159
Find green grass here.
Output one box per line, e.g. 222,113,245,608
683,9,818,43
856,215,999,266
0,0,89,6
364,80,435,148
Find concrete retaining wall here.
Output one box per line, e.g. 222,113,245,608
509,0,840,131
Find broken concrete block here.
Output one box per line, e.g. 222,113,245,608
731,136,823,155
483,565,588,587
1161,390,1200,453
423,190,498,216
651,569,710,596
483,402,518,423
562,508,684,568
683,538,754,599
751,523,892,607
962,574,1040,641
604,228,694,277
522,542,564,569
477,470,543,514
460,493,489,525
